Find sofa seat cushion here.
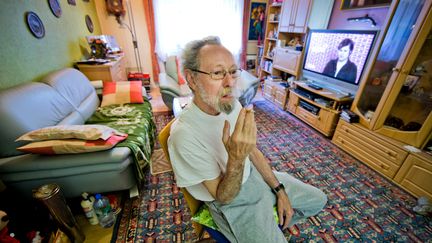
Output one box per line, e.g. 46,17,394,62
0,147,136,198
0,147,131,180
0,82,80,157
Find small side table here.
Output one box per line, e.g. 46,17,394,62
76,56,127,81
173,96,193,117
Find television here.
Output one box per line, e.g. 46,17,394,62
301,29,377,96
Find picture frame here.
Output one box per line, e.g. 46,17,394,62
340,0,391,10
248,1,266,41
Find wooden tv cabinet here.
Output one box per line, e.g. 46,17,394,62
287,81,353,137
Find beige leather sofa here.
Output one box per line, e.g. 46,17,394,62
0,68,155,198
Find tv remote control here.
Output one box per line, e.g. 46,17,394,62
307,84,323,90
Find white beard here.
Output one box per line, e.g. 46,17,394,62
196,82,238,114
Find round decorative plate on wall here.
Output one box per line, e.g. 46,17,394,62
85,15,94,33
26,11,45,39
48,0,62,18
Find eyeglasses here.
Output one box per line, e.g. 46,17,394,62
191,68,241,80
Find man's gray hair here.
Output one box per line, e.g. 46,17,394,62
181,36,222,75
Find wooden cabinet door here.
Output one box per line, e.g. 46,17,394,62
394,153,432,200
273,48,301,75
292,0,312,33
111,57,127,81
275,86,288,109
287,92,299,113
279,0,295,32
263,82,274,101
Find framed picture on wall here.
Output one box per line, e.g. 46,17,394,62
248,2,266,42
341,0,391,10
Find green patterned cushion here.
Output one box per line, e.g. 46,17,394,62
192,204,279,230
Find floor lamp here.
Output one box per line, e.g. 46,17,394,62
115,0,152,98
115,9,142,73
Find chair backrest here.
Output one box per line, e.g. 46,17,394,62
157,119,204,237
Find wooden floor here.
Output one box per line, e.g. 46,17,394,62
149,86,171,113
78,84,265,242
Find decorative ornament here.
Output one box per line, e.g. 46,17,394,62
106,0,126,17
85,15,94,33
48,0,62,18
67,0,76,6
88,38,107,59
26,11,45,39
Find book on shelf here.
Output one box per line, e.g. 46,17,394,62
267,75,282,81
258,46,264,57
340,109,359,123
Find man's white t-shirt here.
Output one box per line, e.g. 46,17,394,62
168,99,251,201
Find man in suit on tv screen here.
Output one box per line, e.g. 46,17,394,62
323,38,358,83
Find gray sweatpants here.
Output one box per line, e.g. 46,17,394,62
206,165,327,243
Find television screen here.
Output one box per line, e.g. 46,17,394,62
303,29,377,88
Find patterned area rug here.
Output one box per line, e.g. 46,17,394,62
150,149,173,175
112,100,432,242
150,112,174,175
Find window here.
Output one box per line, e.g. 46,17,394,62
153,0,244,63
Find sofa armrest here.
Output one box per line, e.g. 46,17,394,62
159,73,182,96
159,73,192,96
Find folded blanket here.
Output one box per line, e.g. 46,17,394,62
86,101,156,181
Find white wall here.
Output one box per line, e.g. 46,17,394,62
94,0,154,85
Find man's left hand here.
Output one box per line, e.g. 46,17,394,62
276,191,294,230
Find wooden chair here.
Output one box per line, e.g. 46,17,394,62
158,119,230,242
157,119,205,238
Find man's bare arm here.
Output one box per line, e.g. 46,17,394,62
203,156,245,204
203,108,256,204
249,148,280,188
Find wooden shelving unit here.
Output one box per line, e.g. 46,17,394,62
287,81,353,137
259,0,313,112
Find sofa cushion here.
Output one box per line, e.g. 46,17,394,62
41,68,100,121
0,146,135,198
16,134,128,155
16,124,125,141
0,146,130,173
0,82,79,157
101,81,144,107
166,56,186,85
175,56,186,85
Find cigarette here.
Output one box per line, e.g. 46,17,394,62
245,104,254,112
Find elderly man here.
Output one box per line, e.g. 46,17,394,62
168,36,327,242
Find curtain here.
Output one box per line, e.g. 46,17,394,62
143,0,159,82
241,0,252,69
153,0,244,64
379,0,424,62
